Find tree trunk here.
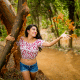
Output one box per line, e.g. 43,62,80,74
17,0,27,13
0,1,29,71
68,0,75,48
54,22,60,47
37,16,40,29
48,5,60,46
0,0,16,34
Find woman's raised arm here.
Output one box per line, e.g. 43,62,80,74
42,32,69,47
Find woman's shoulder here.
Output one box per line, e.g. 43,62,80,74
36,39,44,42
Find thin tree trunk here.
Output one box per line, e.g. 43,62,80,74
68,0,75,48
37,16,40,29
54,22,60,47
50,17,54,32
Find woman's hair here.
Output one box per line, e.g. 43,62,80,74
25,24,42,51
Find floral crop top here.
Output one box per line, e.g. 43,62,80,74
17,37,44,59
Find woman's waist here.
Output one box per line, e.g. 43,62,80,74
20,58,37,65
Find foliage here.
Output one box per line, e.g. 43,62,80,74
0,25,7,41
0,0,80,40
42,19,51,29
26,15,33,26
74,29,80,37
51,12,77,39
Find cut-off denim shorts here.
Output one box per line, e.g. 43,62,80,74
20,62,38,73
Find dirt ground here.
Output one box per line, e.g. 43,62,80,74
37,48,80,80
0,29,80,80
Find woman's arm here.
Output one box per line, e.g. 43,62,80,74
42,36,62,47
42,32,69,47
6,34,15,41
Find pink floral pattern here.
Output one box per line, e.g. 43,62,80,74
17,37,44,59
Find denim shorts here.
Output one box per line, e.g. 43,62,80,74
20,62,38,72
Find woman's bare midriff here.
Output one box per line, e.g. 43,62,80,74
20,58,37,65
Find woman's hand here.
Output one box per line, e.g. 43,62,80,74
6,34,15,41
60,31,70,39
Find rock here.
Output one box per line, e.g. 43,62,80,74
59,48,63,51
0,77,4,80
74,50,78,53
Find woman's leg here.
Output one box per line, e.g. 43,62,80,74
21,71,31,80
29,62,38,80
30,72,37,80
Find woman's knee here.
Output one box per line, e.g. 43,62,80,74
30,72,37,80
22,71,31,80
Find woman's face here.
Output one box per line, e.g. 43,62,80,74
27,26,37,37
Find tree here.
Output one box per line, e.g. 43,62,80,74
67,0,75,48
0,0,29,71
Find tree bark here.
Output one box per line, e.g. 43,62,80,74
0,4,29,71
0,0,16,34
17,0,27,13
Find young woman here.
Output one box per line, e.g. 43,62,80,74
6,24,69,80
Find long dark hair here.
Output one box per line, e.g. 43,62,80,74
25,24,42,51
25,24,42,39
